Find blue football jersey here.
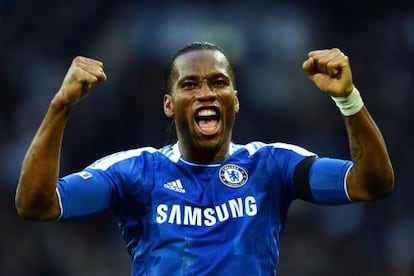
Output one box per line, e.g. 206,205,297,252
57,141,352,275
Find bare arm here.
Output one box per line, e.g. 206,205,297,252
15,56,107,221
302,48,394,201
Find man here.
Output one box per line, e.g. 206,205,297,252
16,42,394,275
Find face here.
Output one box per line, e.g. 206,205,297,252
164,49,239,162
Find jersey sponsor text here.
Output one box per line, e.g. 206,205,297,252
156,196,257,226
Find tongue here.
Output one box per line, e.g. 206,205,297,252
198,119,218,134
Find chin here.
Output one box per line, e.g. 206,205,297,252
196,139,222,151
194,127,233,151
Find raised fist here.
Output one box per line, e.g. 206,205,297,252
56,56,107,106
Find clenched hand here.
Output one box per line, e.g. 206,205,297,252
55,56,107,107
303,48,353,97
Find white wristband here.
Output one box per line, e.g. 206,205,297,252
331,86,364,116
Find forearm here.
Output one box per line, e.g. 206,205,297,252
15,56,107,221
344,106,394,201
15,94,71,220
302,49,394,200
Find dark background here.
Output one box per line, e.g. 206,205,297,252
1,1,413,275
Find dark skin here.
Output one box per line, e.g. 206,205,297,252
15,56,107,221
302,49,394,200
163,50,239,163
15,48,394,222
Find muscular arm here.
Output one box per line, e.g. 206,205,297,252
343,107,394,201
303,48,394,201
15,57,107,221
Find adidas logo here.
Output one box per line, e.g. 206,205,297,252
163,179,186,193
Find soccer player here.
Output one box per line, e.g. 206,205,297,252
15,42,394,275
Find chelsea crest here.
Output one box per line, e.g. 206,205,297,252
219,164,248,188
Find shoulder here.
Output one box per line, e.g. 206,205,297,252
230,141,315,157
88,147,159,171
86,143,183,171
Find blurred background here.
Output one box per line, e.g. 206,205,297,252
1,0,413,275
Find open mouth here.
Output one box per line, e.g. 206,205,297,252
195,108,220,135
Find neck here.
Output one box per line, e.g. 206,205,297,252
178,141,231,164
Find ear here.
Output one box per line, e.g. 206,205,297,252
234,90,240,113
163,94,174,117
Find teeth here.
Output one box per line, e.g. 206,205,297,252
197,109,217,117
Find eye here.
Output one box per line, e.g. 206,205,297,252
181,81,197,89
213,79,228,87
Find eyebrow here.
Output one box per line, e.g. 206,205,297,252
178,73,230,83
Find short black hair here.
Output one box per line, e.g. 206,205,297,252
164,41,235,93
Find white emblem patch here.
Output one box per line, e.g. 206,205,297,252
75,171,93,180
219,164,248,188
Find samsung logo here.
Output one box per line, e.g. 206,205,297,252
156,196,257,227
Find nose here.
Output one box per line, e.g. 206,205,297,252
197,80,215,100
